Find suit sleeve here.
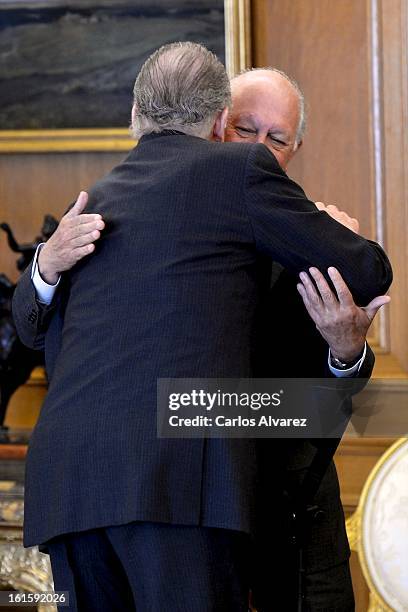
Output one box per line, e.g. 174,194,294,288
244,144,393,305
11,201,78,350
12,264,57,350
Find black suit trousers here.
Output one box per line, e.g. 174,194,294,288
47,521,251,612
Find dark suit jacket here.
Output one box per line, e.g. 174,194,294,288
12,131,392,550
254,266,375,576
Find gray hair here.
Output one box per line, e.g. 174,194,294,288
132,42,231,139
232,67,306,144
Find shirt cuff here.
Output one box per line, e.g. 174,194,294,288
31,243,60,305
328,342,367,378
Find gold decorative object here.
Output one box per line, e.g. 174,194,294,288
224,0,252,77
346,437,408,612
0,475,55,611
0,530,55,612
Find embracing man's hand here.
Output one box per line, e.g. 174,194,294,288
38,192,104,284
315,201,360,234
297,266,390,363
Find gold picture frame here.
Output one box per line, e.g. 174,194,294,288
0,0,251,154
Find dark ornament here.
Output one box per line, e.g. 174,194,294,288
0,217,58,441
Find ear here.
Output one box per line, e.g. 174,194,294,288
212,107,229,142
284,138,303,167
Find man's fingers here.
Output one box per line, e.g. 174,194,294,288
65,191,89,218
315,201,325,210
326,204,339,213
71,230,101,248
297,283,319,323
72,243,95,261
296,282,308,302
350,217,360,233
308,267,337,306
58,219,104,244
299,271,322,306
363,295,391,322
75,214,104,227
327,267,354,306
297,283,312,310
69,219,105,234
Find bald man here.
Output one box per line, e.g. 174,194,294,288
227,68,303,170
226,69,387,611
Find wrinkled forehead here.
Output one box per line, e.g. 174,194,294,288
230,75,300,136
232,72,298,109
232,70,296,98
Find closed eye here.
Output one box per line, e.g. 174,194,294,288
235,126,256,136
268,135,287,146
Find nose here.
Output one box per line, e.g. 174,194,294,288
255,133,268,145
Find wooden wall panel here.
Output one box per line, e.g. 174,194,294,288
380,0,408,371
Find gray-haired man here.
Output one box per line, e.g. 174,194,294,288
13,43,392,611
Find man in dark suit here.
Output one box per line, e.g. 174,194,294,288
13,43,392,611
226,68,390,611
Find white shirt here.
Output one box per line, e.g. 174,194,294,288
31,243,366,377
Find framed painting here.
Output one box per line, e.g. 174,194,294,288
0,0,251,152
